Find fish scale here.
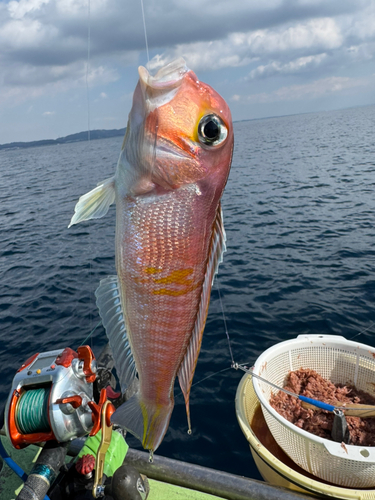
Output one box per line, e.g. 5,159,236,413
119,188,206,360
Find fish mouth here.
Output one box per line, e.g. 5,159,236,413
137,58,191,124
157,136,197,162
138,58,189,91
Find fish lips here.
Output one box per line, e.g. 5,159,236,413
127,58,189,157
139,57,189,90
137,58,189,114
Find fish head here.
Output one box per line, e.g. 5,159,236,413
119,58,233,196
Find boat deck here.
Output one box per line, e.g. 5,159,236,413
1,434,313,500
0,436,225,500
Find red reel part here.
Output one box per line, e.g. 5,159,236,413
88,388,116,436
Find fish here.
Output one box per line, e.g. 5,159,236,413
69,57,233,452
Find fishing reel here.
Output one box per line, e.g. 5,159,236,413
5,345,112,449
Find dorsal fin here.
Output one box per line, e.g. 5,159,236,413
95,276,137,392
178,204,226,431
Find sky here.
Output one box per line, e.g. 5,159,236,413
1,0,375,144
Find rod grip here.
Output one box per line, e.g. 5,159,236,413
17,443,67,500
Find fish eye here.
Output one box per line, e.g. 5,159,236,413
198,114,228,147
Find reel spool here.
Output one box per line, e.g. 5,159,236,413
14,386,51,435
5,345,99,449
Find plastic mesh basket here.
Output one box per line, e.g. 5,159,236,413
252,335,375,488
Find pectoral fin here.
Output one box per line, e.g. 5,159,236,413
68,177,115,227
178,204,226,431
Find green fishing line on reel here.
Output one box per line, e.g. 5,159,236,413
15,387,50,435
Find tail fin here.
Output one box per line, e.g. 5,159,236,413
111,393,174,452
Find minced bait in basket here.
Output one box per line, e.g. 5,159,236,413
252,335,375,488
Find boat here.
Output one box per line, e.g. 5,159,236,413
0,343,314,500
0,432,317,500
5,335,375,499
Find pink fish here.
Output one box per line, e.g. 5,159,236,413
69,58,233,452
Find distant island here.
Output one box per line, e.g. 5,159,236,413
0,128,126,151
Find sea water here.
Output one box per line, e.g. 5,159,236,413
1,104,375,478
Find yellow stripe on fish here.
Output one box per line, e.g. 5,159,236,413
151,268,199,296
135,267,199,296
140,399,173,451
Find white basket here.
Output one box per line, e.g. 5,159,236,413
252,334,375,488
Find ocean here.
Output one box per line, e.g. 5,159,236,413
1,104,375,480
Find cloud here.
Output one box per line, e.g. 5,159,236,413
42,110,54,116
0,60,119,107
148,17,344,73
0,18,58,54
8,0,50,20
148,42,257,73
235,17,343,54
1,0,375,143
248,53,328,79
235,75,373,104
346,1,375,41
0,0,367,72
346,42,375,62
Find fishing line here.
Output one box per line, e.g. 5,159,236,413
175,366,233,401
78,320,102,348
349,321,375,341
190,366,232,388
216,277,235,367
175,285,375,415
140,0,150,63
173,275,234,402
86,0,91,142
215,278,375,414
175,366,232,407
85,0,98,345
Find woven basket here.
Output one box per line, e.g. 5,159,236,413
252,335,375,488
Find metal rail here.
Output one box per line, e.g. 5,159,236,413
68,438,316,500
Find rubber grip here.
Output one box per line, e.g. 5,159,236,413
299,395,335,412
